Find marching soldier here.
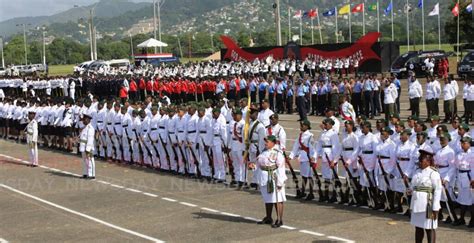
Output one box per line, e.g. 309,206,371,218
157,108,170,171
452,137,474,227
341,120,361,205
167,108,179,173
229,108,245,187
148,106,162,168
409,147,442,243
131,110,142,165
139,109,153,168
210,108,227,183
26,109,38,167
256,135,287,228
95,101,107,159
288,120,315,200
315,118,342,203
248,106,266,188
266,114,286,151
393,129,416,214
79,112,95,179
176,106,189,175
121,106,133,164
197,107,212,180
375,127,397,211
358,121,379,207
113,104,124,162
186,105,200,177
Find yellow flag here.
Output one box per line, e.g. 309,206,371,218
338,4,350,15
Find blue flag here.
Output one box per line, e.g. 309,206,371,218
417,0,423,8
323,8,336,17
384,2,393,15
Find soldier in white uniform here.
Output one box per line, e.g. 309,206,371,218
266,114,286,152
79,112,95,179
210,108,227,183
131,110,142,165
197,107,212,180
358,121,379,207
185,105,199,177
95,102,107,159
375,127,397,211
409,147,442,243
451,137,474,227
113,104,123,162
105,102,116,161
157,108,170,171
341,120,361,205
26,110,38,167
176,106,189,175
289,120,315,200
120,106,133,164
167,108,179,173
433,132,457,223
315,118,342,203
257,99,274,128
393,129,416,214
256,135,287,228
229,108,245,187
247,106,266,188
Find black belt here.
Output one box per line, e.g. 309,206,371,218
150,128,157,130
322,145,332,148
363,151,373,154
107,123,112,125
200,131,207,134
114,123,121,125
132,129,136,132
459,170,471,173
168,132,175,134
343,147,354,151
178,131,184,133
122,125,128,128
437,165,449,168
398,158,410,161
226,121,230,124
379,156,390,159
188,130,196,133
159,126,165,129
97,121,103,123
214,134,220,137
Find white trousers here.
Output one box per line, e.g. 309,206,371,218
28,143,38,165
81,152,95,177
212,144,225,180
230,150,245,182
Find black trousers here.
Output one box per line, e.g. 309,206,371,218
251,91,257,103
258,91,265,104
410,97,420,117
287,96,294,114
352,92,362,116
269,93,275,110
276,94,284,113
296,96,307,120
311,94,318,114
363,91,374,117
318,94,327,115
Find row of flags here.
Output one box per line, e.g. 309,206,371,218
293,2,472,19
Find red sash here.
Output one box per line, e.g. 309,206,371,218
298,133,309,153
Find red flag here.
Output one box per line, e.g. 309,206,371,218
308,9,317,18
452,3,459,16
352,3,364,13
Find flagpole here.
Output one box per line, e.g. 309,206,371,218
336,8,339,43
317,9,323,44
377,0,380,34
406,0,410,50
348,2,352,42
311,17,314,44
457,0,460,62
438,7,441,49
288,6,291,41
422,0,425,51
391,0,394,41
299,16,303,45
363,3,366,35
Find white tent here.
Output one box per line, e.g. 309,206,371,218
136,38,168,48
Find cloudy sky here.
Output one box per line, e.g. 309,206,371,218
0,0,152,21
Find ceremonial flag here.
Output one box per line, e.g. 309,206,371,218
368,4,377,11
308,9,317,18
293,10,302,19
323,8,336,17
384,2,393,15
404,4,413,13
467,4,472,13
428,3,439,16
418,0,423,8
303,11,310,18
452,3,459,16
352,3,364,13
339,4,350,15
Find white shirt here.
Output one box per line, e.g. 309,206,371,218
410,167,442,213
383,83,398,104
408,79,423,99
443,82,456,101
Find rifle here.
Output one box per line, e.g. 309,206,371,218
168,134,180,173
201,136,214,178
377,156,392,209
187,142,202,177
283,151,301,196
133,130,144,165
395,159,410,207
301,139,323,199
325,153,343,201
158,134,171,170
340,156,361,203
113,127,124,161
441,185,457,221
222,143,235,181
177,142,189,175
123,128,134,163
148,133,161,166
106,129,117,159
357,156,376,207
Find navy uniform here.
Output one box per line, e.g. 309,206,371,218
26,109,39,167
79,112,96,179
229,109,245,186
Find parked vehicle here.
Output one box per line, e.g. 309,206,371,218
390,50,452,78
457,50,474,78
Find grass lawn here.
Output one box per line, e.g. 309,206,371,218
48,64,75,76
400,43,456,53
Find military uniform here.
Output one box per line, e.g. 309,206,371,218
257,146,287,203
79,113,96,178
26,110,38,166
229,116,245,183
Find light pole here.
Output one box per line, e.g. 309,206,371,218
129,33,134,59
273,0,282,46
42,31,47,67
0,36,4,68
74,4,97,60
153,0,157,53
156,0,165,53
16,23,29,65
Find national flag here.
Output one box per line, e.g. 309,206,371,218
293,10,302,19
404,4,413,13
308,9,318,19
368,4,377,11
302,11,310,18
323,8,337,17
466,3,472,13
338,4,350,15
384,2,393,15
452,3,459,16
428,3,439,16
417,0,423,8
352,3,364,13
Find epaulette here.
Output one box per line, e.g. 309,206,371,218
430,166,438,172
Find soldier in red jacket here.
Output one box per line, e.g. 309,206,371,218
138,77,146,101
188,79,197,102
196,80,204,101
119,85,128,104
153,77,160,97
129,78,138,102
146,78,153,97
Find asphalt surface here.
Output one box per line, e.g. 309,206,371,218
1,78,474,242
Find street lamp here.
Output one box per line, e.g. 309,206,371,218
74,3,98,60
16,23,30,65
153,0,165,53
42,30,47,67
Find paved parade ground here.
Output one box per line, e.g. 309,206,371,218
1,80,474,242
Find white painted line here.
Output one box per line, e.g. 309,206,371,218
243,216,259,222
97,180,111,185
327,236,355,243
49,168,60,172
0,184,164,243
39,165,48,169
0,238,9,243
299,230,325,237
162,197,177,202
125,188,142,193
201,207,220,213
179,202,197,207
143,192,159,198
280,225,297,230
220,212,240,217
110,184,125,189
